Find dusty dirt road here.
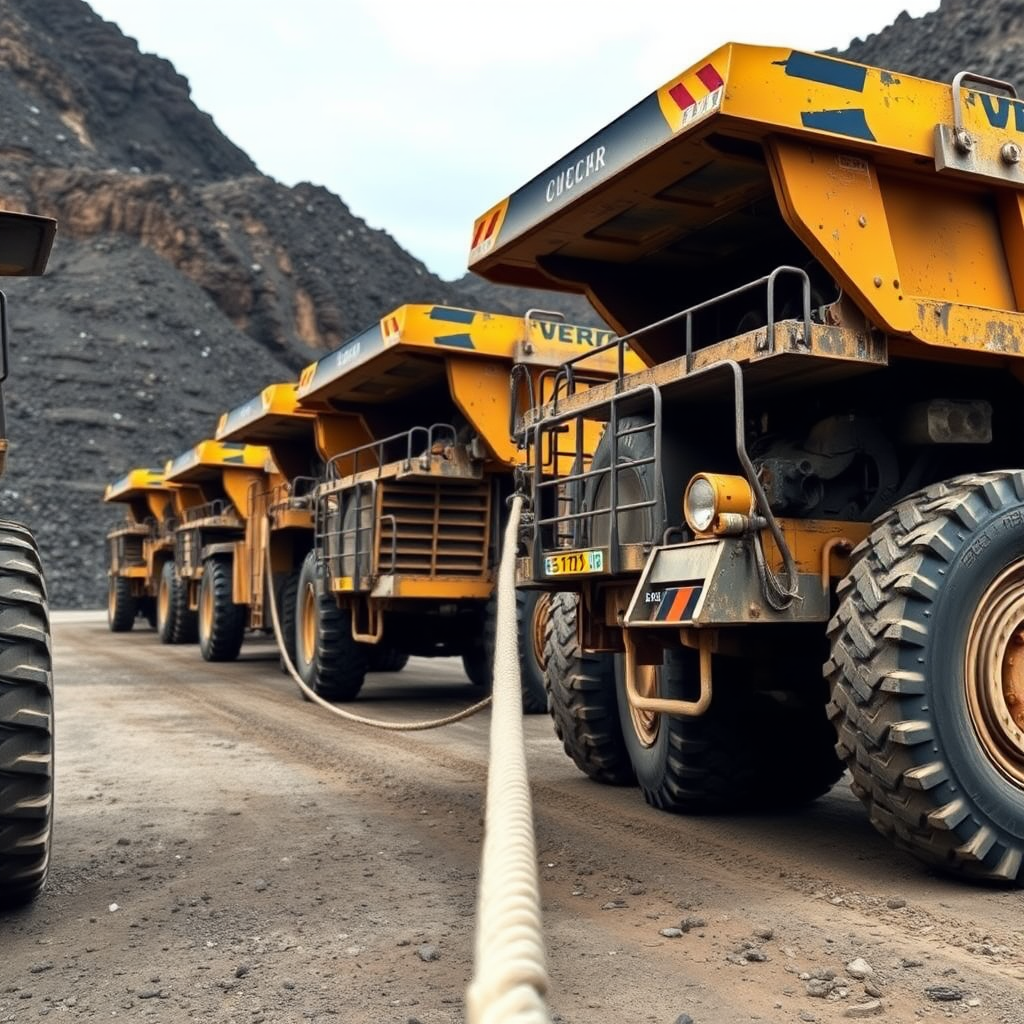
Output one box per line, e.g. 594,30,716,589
2,613,1023,1023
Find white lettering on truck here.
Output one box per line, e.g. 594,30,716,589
546,146,607,203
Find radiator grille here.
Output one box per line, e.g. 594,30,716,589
377,480,490,577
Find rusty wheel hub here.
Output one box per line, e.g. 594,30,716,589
629,662,661,748
300,583,316,666
965,562,1024,788
531,592,552,668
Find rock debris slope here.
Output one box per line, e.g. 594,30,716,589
0,0,1009,605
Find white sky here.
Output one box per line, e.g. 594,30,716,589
87,0,941,280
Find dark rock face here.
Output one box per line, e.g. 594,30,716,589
839,0,1024,83
0,0,1010,605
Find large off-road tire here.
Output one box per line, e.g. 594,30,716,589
0,523,53,906
198,557,246,663
827,471,1024,882
107,575,136,632
368,647,410,673
516,590,550,714
157,561,197,645
464,594,548,713
615,645,842,812
544,591,634,785
275,567,301,670
295,551,367,701
139,596,157,629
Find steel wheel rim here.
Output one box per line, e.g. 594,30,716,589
200,573,213,637
629,663,661,748
107,577,117,619
300,582,316,665
531,592,552,668
965,560,1024,788
157,574,170,625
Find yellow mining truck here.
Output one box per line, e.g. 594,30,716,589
162,441,269,661
0,210,56,905
213,381,341,670
290,303,634,711
103,467,176,632
471,44,1024,881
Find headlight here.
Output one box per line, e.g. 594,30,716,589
684,473,754,535
684,477,717,532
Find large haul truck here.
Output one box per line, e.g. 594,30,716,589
213,381,365,670
0,210,56,905
471,44,1024,881
103,467,176,632
289,303,637,711
162,441,270,661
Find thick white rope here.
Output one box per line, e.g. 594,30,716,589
466,495,551,1024
264,534,492,731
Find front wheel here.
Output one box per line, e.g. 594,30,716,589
828,471,1024,882
0,522,53,906
294,551,367,701
544,592,634,785
198,556,246,662
107,575,136,632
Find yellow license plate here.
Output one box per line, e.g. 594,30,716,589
543,549,605,576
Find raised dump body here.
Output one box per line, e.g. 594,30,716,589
163,441,270,661
471,44,1024,882
291,302,639,709
103,467,176,632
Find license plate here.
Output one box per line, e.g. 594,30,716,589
544,548,605,576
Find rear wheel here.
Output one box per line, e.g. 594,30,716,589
0,522,53,906
107,575,136,632
828,471,1024,881
198,557,246,662
544,592,634,785
157,561,197,644
295,551,367,701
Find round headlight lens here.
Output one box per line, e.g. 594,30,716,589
685,477,717,533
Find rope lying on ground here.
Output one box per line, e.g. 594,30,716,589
264,535,492,731
466,494,551,1024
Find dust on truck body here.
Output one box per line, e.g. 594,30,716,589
102,467,176,632
291,303,635,710
471,43,1024,881
0,210,56,905
162,441,270,662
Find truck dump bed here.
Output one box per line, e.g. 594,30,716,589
104,467,173,526
470,44,1024,366
296,303,636,467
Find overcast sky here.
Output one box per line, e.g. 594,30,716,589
87,0,940,281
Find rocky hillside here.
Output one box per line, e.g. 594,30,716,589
0,0,1012,605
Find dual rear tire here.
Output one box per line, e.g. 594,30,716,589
107,576,136,632
156,561,197,644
